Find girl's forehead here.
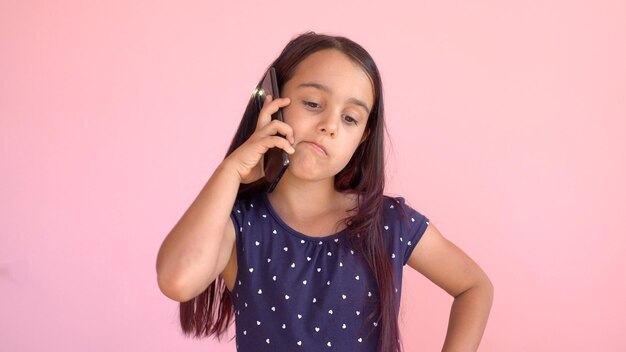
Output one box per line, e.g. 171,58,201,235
285,49,374,106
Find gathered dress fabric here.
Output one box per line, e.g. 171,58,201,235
229,192,430,351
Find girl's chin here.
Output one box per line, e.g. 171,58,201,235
285,155,349,183
283,164,334,184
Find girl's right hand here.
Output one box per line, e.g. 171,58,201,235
224,95,295,184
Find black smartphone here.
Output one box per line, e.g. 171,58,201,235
254,67,290,193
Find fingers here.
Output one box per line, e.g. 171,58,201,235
263,136,296,155
253,95,295,144
259,119,295,145
256,95,291,129
228,96,294,184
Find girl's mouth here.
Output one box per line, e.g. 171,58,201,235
302,141,328,156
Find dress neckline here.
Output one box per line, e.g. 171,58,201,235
260,192,349,242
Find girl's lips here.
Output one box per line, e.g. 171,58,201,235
302,141,327,156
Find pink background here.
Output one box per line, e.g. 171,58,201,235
1,0,625,351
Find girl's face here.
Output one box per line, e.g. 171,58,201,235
280,49,374,182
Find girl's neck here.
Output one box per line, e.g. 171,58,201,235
268,175,357,224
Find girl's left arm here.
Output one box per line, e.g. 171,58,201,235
406,222,494,352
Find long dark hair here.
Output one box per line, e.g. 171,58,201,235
179,32,402,351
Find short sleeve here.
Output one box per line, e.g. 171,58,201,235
390,197,430,265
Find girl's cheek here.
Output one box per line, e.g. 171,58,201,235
281,105,295,123
280,107,298,140
282,106,301,129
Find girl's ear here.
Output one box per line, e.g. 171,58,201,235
359,129,370,145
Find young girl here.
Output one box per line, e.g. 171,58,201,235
156,32,493,352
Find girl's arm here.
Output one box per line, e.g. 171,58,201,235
156,161,241,302
406,223,494,352
156,96,294,302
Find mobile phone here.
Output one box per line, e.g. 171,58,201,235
255,67,290,193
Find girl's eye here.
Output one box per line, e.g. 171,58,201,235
303,101,320,109
343,115,358,125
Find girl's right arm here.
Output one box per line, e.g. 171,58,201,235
156,96,294,302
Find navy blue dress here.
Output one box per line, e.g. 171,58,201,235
229,192,429,351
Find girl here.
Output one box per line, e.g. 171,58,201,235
156,32,493,352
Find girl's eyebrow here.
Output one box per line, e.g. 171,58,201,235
297,82,371,115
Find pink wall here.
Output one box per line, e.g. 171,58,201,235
2,1,624,351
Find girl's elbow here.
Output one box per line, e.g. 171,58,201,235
476,269,494,296
459,271,494,301
478,274,494,307
157,273,191,302
157,271,211,303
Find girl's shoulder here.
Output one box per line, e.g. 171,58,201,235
381,194,431,264
381,194,427,222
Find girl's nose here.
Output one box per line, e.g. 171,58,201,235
319,126,336,137
317,112,339,137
